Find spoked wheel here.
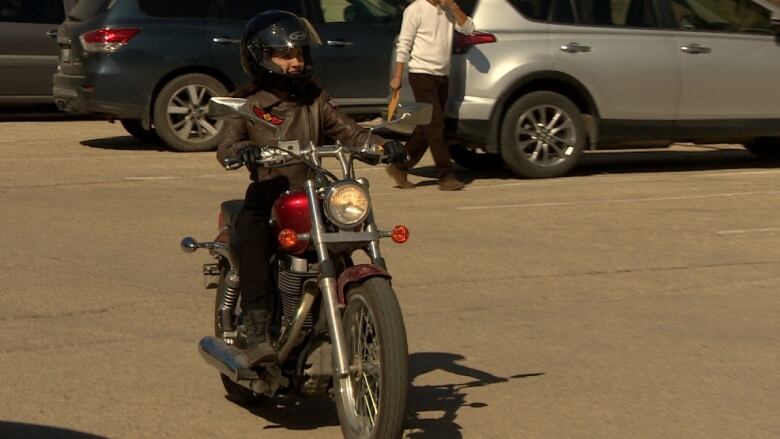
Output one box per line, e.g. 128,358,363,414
336,278,408,439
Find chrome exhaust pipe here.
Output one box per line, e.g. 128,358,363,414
198,336,259,383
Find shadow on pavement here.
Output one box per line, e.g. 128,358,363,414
405,352,541,439
0,105,93,122
410,147,779,186
81,136,168,152
232,351,536,436
242,395,340,431
0,422,106,439
572,147,779,176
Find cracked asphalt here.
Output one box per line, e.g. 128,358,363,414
1,120,778,438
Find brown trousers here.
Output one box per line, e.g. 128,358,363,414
398,73,454,178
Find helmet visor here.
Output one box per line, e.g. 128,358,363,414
247,16,321,52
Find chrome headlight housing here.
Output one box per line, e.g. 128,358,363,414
325,182,370,228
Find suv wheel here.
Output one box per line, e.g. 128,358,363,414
153,73,228,152
744,138,780,158
120,119,159,143
499,91,586,178
448,142,503,171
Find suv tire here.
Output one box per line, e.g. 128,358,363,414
120,119,159,143
153,73,228,152
448,142,504,171
744,137,780,159
499,91,586,178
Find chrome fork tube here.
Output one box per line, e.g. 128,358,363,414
304,180,351,378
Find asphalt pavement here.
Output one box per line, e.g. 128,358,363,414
0,120,778,438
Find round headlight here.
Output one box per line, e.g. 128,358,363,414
326,183,370,227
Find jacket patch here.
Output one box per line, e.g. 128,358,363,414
253,106,285,126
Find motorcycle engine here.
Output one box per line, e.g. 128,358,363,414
277,255,317,329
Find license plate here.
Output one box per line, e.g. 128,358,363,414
59,46,71,63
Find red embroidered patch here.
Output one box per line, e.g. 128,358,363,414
253,106,285,126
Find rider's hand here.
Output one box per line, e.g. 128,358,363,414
237,145,261,166
381,141,409,164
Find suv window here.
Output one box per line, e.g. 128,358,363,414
532,0,659,27
0,0,64,24
319,0,404,23
667,0,772,33
67,0,112,21
212,0,304,20
139,0,211,18
508,0,551,21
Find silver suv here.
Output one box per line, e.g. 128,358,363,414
446,0,780,178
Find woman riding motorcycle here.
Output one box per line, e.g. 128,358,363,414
216,10,406,367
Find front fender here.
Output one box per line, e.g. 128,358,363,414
337,264,391,305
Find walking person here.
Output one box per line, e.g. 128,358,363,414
386,0,474,191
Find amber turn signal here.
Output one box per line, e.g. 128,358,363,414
278,228,298,249
391,225,409,244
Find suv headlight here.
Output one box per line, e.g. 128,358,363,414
325,182,370,227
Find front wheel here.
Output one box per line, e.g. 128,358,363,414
500,91,586,178
335,277,409,439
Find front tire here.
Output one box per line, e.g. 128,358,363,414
336,278,408,439
153,73,228,152
499,91,586,178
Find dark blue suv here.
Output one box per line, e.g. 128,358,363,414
53,0,404,151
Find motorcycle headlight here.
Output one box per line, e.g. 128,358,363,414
326,182,370,227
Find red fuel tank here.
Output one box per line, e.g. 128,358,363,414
271,190,311,254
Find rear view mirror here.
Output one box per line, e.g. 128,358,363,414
393,103,433,130
208,97,250,120
208,97,280,139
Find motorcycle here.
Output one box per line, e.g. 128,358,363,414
181,97,431,438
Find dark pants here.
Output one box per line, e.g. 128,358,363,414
397,73,454,178
234,176,289,313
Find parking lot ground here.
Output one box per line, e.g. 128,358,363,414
1,120,778,438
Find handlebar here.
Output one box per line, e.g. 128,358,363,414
222,143,387,172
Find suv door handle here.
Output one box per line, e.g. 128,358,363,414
326,40,354,47
213,37,241,44
46,29,58,39
681,43,711,54
560,42,590,53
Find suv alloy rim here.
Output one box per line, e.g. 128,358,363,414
515,104,577,167
165,84,223,142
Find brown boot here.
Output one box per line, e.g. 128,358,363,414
385,164,415,189
438,174,465,191
243,310,277,367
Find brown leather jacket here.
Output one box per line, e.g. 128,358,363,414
217,84,384,190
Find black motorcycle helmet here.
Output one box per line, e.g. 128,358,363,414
240,10,321,92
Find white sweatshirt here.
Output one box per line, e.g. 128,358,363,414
395,0,475,76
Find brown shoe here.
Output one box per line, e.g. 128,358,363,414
438,175,465,191
386,164,415,189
